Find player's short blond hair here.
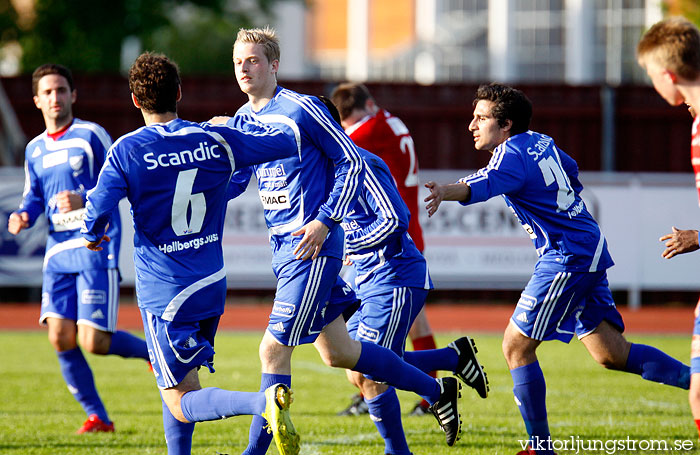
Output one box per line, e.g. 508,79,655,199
637,16,700,81
234,26,280,64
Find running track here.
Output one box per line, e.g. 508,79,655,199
0,302,693,334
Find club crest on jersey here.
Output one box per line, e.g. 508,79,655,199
69,155,84,176
271,301,295,318
260,190,291,210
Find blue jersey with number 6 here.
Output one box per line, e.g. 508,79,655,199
82,116,295,321
459,130,613,273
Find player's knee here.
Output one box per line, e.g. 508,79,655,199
48,326,77,351
689,383,700,406
320,348,351,368
78,328,111,355
691,336,700,359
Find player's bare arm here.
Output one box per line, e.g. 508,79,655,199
208,116,230,125
55,190,84,213
7,211,30,235
659,226,700,259
292,220,329,260
424,181,471,217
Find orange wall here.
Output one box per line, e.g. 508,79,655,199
309,0,415,58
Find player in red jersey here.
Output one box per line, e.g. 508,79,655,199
331,82,439,416
638,16,700,439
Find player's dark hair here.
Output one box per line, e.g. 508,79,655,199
637,16,700,81
330,82,373,121
128,52,180,114
32,64,74,95
317,95,342,125
474,83,532,135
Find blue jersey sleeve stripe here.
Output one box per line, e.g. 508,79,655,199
280,91,363,221
281,91,363,216
345,165,399,250
74,120,113,152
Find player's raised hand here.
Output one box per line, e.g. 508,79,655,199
424,181,444,217
56,190,84,213
660,226,699,259
292,220,329,260
7,211,30,235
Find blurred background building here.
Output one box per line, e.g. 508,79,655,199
1,0,700,304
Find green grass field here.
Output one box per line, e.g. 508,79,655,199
0,331,696,455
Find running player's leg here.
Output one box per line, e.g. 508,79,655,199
42,272,112,432
144,311,296,454
243,257,338,455
407,306,438,414
344,287,426,455
75,268,148,359
504,269,596,455
577,273,689,390
691,300,700,438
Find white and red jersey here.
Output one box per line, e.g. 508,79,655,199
345,109,425,252
692,116,700,205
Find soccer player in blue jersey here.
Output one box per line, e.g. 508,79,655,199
224,26,463,451
82,52,300,455
7,63,149,434
424,83,691,455
316,95,489,454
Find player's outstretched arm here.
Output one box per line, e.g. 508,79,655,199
424,181,471,217
659,226,700,259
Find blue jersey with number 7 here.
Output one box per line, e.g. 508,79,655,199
82,116,295,319
459,130,614,273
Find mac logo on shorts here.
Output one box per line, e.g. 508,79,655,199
517,294,537,310
358,324,380,343
81,290,106,305
272,301,295,318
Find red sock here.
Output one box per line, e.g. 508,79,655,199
695,419,700,439
411,335,438,379
411,334,436,351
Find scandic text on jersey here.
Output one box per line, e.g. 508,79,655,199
143,141,221,170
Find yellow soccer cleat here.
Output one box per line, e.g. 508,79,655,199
262,383,300,455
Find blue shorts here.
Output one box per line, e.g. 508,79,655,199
40,268,120,332
142,309,218,389
511,268,624,343
268,256,344,346
327,276,360,324
346,287,428,356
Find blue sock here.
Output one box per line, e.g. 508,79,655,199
57,347,110,423
180,388,266,422
162,397,194,455
242,373,291,455
107,330,149,360
625,343,690,390
353,342,440,403
365,387,411,455
403,347,458,373
511,361,553,455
